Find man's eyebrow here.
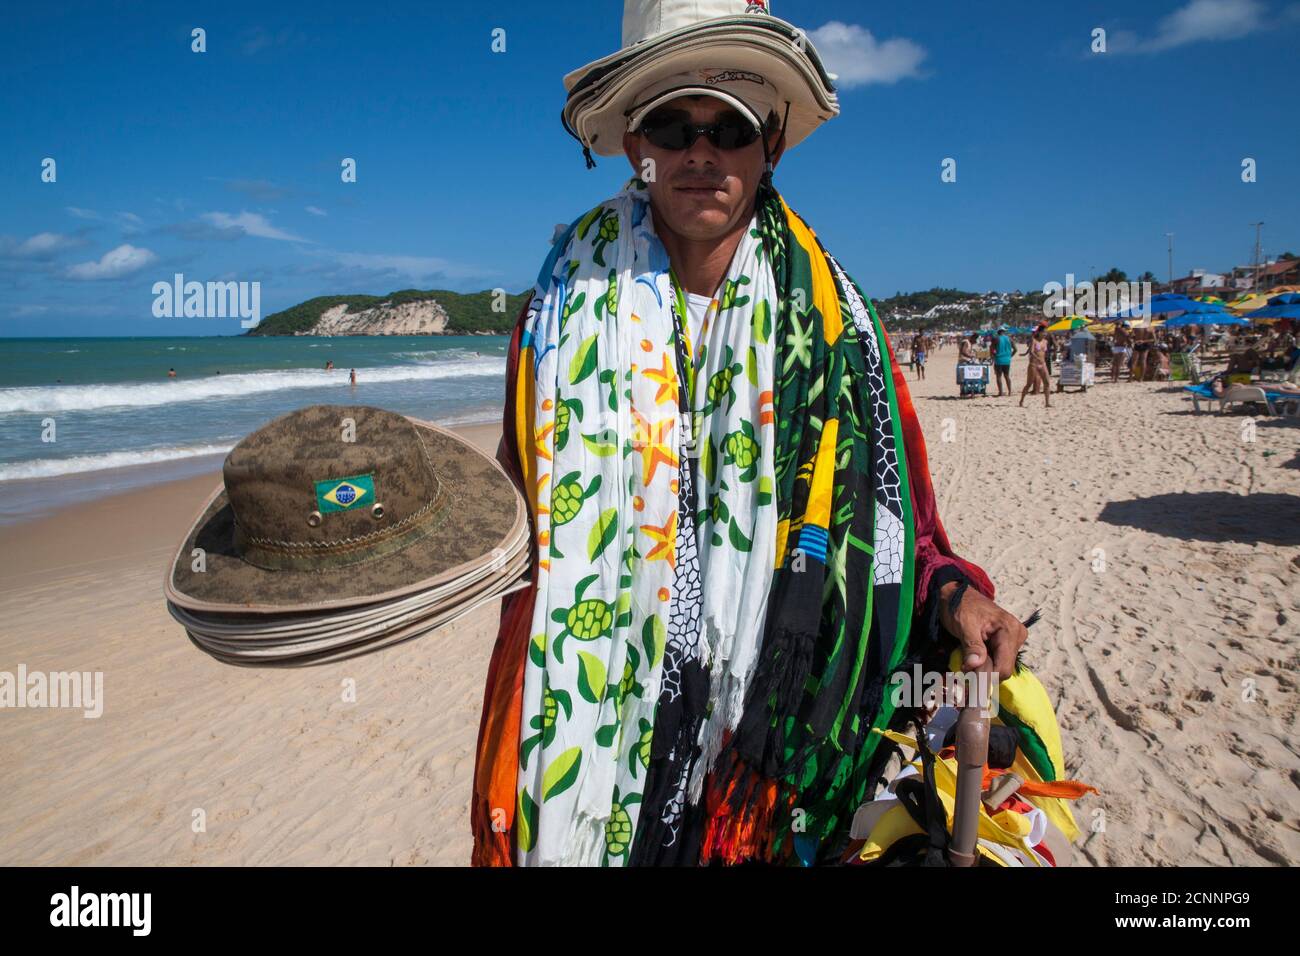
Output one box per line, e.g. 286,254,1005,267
645,108,690,122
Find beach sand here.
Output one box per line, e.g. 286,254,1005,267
2,357,1297,866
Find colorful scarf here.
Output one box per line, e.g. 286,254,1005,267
471,179,996,867
513,181,777,865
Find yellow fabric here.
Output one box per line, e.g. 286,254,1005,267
942,650,1081,840
856,749,1026,866
804,417,839,529
1012,748,1081,843
516,351,537,513
774,518,790,568
945,650,1066,779
782,199,843,346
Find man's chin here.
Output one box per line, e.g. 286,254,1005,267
664,203,735,239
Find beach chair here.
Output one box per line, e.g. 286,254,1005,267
1219,384,1277,415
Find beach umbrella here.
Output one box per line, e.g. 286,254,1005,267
1162,306,1249,327
1090,322,1117,334
1045,315,1091,332
1195,294,1226,306
1109,293,1196,325
1245,292,1300,321
1227,291,1275,314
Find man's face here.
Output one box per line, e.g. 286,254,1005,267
623,95,781,242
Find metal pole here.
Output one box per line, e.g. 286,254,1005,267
1251,222,1264,294
1166,233,1174,290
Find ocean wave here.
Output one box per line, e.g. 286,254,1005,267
0,358,507,414
0,444,234,481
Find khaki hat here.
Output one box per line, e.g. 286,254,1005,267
562,0,839,162
165,404,527,616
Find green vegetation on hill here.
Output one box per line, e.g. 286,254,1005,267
248,288,531,336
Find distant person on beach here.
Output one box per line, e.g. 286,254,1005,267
1020,324,1051,408
992,327,1014,396
349,368,357,387
1111,323,1131,382
911,328,928,380
471,2,1029,868
168,368,176,378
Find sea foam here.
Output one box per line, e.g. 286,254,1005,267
0,444,234,481
0,357,507,414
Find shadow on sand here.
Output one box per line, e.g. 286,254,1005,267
1098,491,1300,545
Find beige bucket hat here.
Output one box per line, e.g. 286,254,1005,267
562,0,839,164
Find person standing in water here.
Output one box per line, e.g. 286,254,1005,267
1020,324,1052,408
349,368,357,387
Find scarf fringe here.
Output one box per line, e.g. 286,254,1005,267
471,813,513,868
699,752,784,865
555,812,609,867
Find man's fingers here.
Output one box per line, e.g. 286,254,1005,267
986,624,1017,678
958,626,987,671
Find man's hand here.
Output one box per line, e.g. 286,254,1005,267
937,581,1027,679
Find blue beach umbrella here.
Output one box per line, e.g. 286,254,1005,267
1163,307,1250,327
1108,293,1198,321
1245,293,1300,320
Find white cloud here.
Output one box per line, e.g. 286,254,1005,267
808,21,927,88
65,206,102,220
305,205,327,217
14,232,79,257
118,212,144,226
1115,0,1268,53
200,210,309,242
66,244,157,280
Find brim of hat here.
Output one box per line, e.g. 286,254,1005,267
164,418,527,615
563,17,839,158
171,551,530,667
626,86,766,133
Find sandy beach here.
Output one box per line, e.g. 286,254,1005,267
2,357,1297,867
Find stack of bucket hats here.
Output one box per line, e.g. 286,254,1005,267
165,405,528,665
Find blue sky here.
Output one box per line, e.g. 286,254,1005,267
2,0,1297,336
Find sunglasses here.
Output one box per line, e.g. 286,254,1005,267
637,110,762,151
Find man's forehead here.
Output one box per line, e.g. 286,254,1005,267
655,94,737,119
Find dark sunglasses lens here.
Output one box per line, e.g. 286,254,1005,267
711,117,759,149
643,122,693,150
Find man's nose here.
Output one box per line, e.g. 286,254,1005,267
682,133,720,164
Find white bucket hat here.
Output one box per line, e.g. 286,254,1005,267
562,0,839,165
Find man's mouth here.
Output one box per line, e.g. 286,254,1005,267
674,183,725,197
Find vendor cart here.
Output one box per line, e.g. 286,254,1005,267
956,362,990,396
1057,330,1096,392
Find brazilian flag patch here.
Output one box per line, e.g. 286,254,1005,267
315,474,375,514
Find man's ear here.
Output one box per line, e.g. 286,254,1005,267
623,132,642,174
767,127,788,171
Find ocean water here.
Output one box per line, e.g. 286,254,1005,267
0,335,510,520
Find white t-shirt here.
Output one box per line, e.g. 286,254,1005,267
685,292,712,351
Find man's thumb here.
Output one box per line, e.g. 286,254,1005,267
958,628,986,671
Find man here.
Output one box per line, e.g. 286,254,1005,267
991,325,1014,396
911,326,929,380
471,0,1027,868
